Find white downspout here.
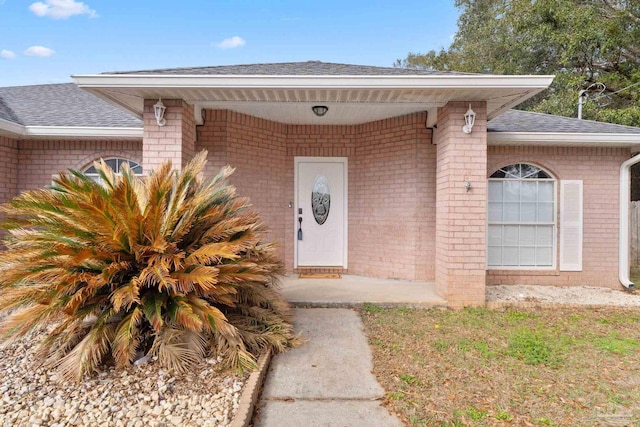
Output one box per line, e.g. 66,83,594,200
619,154,640,288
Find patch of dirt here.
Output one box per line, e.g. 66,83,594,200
487,285,640,306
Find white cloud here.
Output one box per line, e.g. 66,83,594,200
24,45,55,57
215,36,245,49
29,0,97,19
0,49,16,59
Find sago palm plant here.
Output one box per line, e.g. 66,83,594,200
0,150,299,381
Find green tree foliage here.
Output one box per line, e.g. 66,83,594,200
396,0,640,126
0,151,300,381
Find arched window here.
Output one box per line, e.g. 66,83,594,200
83,158,142,184
488,163,555,268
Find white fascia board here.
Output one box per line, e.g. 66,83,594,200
0,117,26,136
24,126,143,139
488,132,640,146
73,74,555,90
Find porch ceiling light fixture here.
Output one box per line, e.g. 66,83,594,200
462,104,476,134
154,98,167,127
312,105,329,117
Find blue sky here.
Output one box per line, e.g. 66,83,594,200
0,0,459,87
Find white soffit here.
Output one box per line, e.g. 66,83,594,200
73,74,554,125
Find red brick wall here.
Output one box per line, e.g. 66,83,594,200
0,135,18,203
350,114,434,280
196,110,435,281
487,145,629,289
435,102,488,307
142,99,195,173
18,139,142,191
196,111,288,257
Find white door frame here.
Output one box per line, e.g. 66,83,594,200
293,156,348,268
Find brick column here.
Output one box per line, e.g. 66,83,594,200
434,102,487,307
142,99,196,173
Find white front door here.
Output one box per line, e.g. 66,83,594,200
295,157,347,267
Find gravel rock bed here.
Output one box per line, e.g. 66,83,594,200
0,327,247,427
487,284,640,307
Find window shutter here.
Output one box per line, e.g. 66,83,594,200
559,180,583,271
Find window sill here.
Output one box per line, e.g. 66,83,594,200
487,269,560,276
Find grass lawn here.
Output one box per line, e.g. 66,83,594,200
360,305,640,427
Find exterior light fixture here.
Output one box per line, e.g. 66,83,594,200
154,98,167,126
465,181,472,192
312,105,329,117
462,104,476,134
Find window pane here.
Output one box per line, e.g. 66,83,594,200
536,226,553,246
105,159,117,170
520,247,536,266
488,225,502,246
521,164,541,178
488,202,503,222
504,181,520,202
521,181,537,202
502,164,521,178
536,247,553,266
132,165,143,174
488,247,502,266
521,202,536,221
520,226,536,244
85,165,97,174
503,247,519,266
488,181,503,202
503,203,520,222
504,226,519,245
538,202,554,222
538,182,554,202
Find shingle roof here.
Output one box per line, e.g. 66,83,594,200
0,83,142,128
488,109,640,134
104,60,474,76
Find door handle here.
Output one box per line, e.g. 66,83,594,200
298,216,303,240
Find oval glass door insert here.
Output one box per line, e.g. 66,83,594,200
312,175,331,225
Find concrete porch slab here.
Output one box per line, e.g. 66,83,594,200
279,274,446,308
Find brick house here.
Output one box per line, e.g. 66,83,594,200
2,61,640,307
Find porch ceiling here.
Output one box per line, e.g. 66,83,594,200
73,74,554,126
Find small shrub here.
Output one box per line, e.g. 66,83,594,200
363,303,383,314
508,330,560,366
594,334,639,355
465,406,487,421
0,151,300,380
399,373,419,384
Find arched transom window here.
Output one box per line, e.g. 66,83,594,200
488,163,556,268
83,158,142,184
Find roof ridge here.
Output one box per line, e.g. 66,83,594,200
0,82,75,90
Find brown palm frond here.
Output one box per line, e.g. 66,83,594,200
0,149,300,380
150,328,207,373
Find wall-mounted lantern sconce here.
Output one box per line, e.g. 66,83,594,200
462,104,476,134
465,181,472,192
154,98,167,126
312,105,329,117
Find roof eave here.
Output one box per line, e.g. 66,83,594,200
488,131,640,147
0,121,143,140
72,73,556,90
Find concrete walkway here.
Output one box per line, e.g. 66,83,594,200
255,308,402,427
281,274,446,308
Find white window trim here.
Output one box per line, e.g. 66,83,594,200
487,175,557,271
